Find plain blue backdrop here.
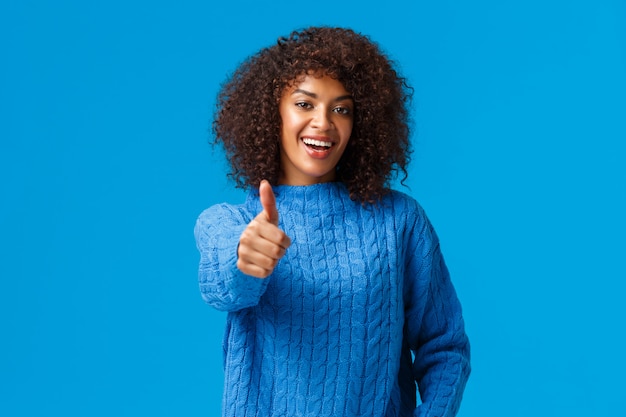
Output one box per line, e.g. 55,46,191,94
2,0,625,416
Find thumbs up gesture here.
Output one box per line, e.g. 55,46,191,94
237,180,291,278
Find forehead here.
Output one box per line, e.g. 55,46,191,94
283,73,351,97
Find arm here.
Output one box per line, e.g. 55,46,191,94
404,208,471,417
194,203,269,312
194,182,290,312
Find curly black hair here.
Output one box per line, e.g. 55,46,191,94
212,26,413,203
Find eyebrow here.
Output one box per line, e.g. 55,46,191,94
292,88,353,102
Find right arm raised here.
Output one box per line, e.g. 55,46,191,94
194,181,290,311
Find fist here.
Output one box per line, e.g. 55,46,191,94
237,180,291,278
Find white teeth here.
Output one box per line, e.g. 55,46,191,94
303,138,332,148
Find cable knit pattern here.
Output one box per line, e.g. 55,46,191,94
194,182,470,417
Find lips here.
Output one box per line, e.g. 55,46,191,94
301,136,335,159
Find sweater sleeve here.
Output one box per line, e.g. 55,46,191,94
403,204,471,417
194,203,271,312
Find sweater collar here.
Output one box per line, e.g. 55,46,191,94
246,182,356,215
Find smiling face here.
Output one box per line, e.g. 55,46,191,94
278,74,354,186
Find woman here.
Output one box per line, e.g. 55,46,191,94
195,26,470,417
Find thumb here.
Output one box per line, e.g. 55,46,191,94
259,180,279,225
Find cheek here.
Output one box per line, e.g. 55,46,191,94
280,111,301,133
342,120,354,139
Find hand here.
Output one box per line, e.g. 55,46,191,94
237,180,291,278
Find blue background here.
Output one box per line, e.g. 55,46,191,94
2,0,625,415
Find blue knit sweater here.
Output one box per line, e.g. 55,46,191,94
195,182,470,417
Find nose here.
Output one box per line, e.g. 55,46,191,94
311,108,333,131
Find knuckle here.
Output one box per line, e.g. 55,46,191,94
239,232,253,247
256,266,269,278
261,257,273,270
261,256,276,271
273,230,286,243
236,258,247,272
269,245,282,259
247,219,260,232
237,243,249,257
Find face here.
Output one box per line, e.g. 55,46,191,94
278,74,354,186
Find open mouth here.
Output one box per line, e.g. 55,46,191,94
302,137,333,151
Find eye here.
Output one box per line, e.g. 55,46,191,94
333,106,352,116
295,102,313,110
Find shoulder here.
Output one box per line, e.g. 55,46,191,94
381,189,439,246
195,200,254,231
381,189,427,219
